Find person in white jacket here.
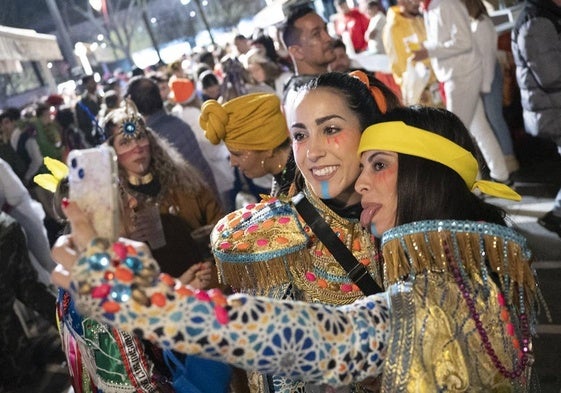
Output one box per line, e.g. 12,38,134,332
0,158,55,285
463,0,520,174
411,0,511,183
169,78,237,212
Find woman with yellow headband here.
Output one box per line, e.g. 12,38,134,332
354,106,537,391
51,104,542,391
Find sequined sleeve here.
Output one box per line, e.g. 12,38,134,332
70,238,391,387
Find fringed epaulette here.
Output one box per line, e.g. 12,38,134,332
381,220,538,316
210,197,309,291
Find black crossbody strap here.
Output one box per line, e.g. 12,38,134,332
292,192,382,295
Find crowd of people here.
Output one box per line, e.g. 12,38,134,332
1,0,559,392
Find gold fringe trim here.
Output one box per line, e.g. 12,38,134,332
217,253,297,295
217,246,377,305
382,230,537,310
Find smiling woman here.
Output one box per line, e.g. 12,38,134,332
203,71,397,392
289,88,364,203
51,104,542,393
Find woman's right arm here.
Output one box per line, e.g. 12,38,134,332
53,203,390,387
71,242,390,386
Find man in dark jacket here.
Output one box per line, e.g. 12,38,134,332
75,74,102,146
512,0,561,237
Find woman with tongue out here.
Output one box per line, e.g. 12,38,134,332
53,105,540,392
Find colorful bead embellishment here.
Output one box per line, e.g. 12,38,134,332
88,253,110,271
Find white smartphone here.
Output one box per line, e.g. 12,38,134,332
67,146,121,242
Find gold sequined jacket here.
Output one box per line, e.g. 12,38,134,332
379,220,541,392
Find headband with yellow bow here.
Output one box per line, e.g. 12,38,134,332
358,121,521,201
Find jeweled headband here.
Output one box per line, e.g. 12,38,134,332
103,97,146,141
119,97,145,140
358,121,522,201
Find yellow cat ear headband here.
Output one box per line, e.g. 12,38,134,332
358,121,522,201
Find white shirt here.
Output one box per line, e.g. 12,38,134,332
366,12,387,54
423,0,481,82
0,158,55,278
171,105,235,194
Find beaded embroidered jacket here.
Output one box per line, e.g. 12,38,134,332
210,186,382,391
69,220,540,393
210,186,382,304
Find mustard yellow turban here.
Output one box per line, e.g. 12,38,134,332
199,93,288,151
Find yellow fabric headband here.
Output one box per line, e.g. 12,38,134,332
358,121,521,201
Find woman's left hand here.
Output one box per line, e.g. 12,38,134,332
51,200,152,290
411,47,429,62
179,261,213,289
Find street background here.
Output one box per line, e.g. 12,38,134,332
9,134,560,393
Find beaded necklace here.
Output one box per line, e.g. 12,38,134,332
443,240,530,379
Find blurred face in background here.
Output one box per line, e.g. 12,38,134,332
158,81,171,102
291,12,336,69
234,37,251,55
329,46,351,73
0,117,15,136
228,148,271,179
398,0,421,16
247,62,267,84
203,83,221,100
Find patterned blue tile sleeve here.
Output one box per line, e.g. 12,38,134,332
70,238,391,387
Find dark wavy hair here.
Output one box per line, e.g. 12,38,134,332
303,72,400,131
376,106,506,226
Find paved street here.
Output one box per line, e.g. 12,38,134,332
5,138,561,393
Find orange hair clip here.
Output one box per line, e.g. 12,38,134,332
349,70,387,114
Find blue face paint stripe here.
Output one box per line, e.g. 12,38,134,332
370,223,380,238
320,181,331,199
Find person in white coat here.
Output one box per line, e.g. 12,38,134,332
0,158,55,285
411,0,511,183
463,0,520,174
169,78,237,212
